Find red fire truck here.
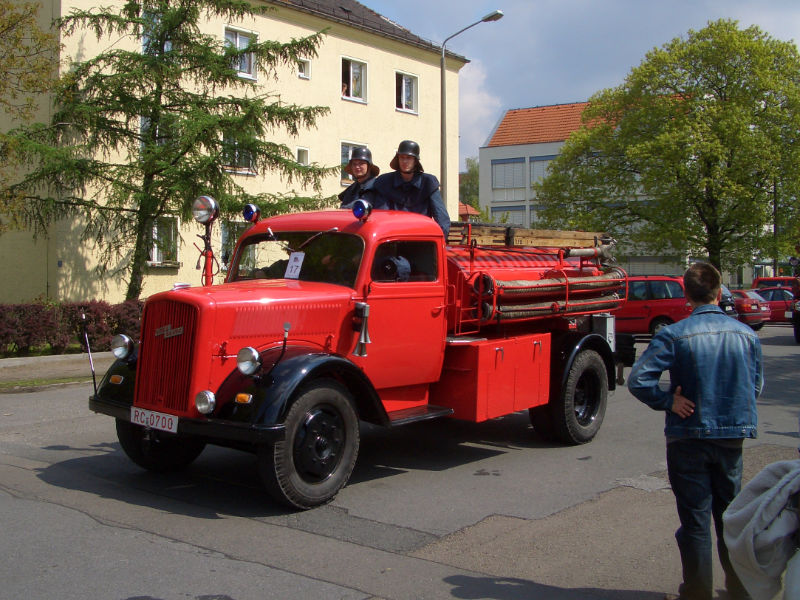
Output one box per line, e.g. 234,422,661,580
89,196,631,509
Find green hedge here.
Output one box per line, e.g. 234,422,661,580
0,300,143,357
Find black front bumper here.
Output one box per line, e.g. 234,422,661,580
89,396,285,444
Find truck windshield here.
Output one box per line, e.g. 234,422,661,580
228,231,364,288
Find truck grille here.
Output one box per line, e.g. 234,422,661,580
135,298,198,413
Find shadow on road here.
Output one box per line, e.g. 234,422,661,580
35,410,561,520
443,574,663,600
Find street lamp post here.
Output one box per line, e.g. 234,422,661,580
440,9,503,207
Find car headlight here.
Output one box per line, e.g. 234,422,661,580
110,334,134,360
195,390,216,414
236,347,262,376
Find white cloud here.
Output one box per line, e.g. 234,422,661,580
458,60,503,171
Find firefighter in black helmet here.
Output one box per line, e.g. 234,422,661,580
338,146,380,208
371,140,450,236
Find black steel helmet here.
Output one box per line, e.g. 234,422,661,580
350,146,373,165
345,146,379,178
390,140,424,172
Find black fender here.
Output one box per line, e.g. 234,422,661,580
92,355,137,406
216,345,389,428
550,332,616,395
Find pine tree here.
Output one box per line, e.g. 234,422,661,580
4,0,335,299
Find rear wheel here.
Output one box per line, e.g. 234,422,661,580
794,320,800,343
259,379,359,509
751,323,764,331
550,350,608,444
115,418,205,472
649,317,671,336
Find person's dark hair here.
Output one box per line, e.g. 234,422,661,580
683,262,721,304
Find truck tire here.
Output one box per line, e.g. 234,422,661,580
115,418,205,472
259,379,359,510
551,349,608,444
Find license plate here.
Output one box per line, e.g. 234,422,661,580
131,407,178,433
785,311,793,319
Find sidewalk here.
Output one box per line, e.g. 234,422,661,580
0,352,116,392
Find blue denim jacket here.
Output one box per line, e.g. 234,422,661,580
628,304,762,439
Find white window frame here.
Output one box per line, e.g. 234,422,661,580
340,141,367,184
491,159,526,202
341,57,367,102
395,71,418,114
296,147,310,166
148,216,179,266
222,132,256,175
297,59,311,80
225,26,257,80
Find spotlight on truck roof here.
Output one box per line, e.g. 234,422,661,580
192,195,219,224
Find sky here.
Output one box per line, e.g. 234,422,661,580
364,0,800,170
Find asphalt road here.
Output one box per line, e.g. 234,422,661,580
0,325,798,600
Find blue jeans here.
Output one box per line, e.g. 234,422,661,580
666,439,751,600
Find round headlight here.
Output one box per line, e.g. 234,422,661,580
195,390,216,414
192,195,219,224
237,346,262,376
110,334,134,360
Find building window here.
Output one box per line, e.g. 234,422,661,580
141,11,172,55
491,158,526,202
140,116,175,149
297,59,310,79
490,206,526,226
222,133,255,174
395,72,418,113
340,142,367,182
225,28,256,79
296,147,309,166
148,216,179,266
342,58,366,101
220,221,250,269
530,157,554,184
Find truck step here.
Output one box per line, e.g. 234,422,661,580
387,404,454,427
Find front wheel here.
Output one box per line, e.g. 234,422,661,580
259,379,359,510
115,418,205,472
550,349,608,444
794,320,800,343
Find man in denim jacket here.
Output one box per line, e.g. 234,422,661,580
628,262,762,600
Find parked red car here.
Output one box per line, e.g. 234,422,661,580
754,286,794,323
730,288,768,330
614,275,692,335
752,277,800,295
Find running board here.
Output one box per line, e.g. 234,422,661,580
387,404,454,427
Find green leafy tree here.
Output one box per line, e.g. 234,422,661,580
534,20,800,271
459,156,479,209
0,0,60,230
4,0,335,299
0,0,59,120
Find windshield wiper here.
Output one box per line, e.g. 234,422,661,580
296,227,339,251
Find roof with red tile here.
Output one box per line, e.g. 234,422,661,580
487,102,589,147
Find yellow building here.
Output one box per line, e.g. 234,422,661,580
1,0,467,302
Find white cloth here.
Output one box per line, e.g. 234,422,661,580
723,459,800,600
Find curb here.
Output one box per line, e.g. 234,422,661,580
0,352,116,391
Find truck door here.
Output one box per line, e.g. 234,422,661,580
353,239,446,392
